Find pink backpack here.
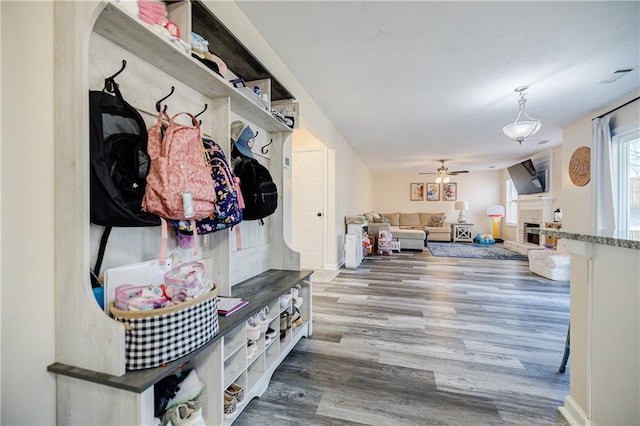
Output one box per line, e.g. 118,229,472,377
142,112,216,221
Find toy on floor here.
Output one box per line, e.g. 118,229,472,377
377,229,394,255
474,233,496,245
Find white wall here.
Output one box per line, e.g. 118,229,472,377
334,140,372,266
372,171,503,235
1,2,56,424
563,92,640,234
208,2,374,270
560,91,640,418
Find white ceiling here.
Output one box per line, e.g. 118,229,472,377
237,1,640,175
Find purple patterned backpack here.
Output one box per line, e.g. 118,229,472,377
172,138,243,235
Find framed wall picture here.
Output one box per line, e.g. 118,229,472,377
410,183,425,201
427,183,440,201
443,182,457,201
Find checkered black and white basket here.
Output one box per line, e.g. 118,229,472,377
110,286,219,370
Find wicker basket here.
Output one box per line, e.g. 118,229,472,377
110,285,219,370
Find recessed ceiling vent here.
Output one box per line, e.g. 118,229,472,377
599,68,635,84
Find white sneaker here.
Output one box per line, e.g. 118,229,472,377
164,401,205,426
247,339,257,359
257,310,270,333
166,370,205,410
246,318,261,341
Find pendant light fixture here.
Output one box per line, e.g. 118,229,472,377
502,86,541,144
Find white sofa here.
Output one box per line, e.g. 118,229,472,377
528,239,571,281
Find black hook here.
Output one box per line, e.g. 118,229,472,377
155,86,175,113
261,138,274,155
194,103,208,125
104,59,127,93
109,59,127,80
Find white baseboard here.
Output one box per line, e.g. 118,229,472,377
323,263,340,271
559,395,590,426
326,260,344,270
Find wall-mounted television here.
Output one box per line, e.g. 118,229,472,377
507,158,548,194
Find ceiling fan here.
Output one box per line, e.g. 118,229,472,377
419,160,469,183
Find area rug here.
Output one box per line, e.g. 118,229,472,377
427,242,528,260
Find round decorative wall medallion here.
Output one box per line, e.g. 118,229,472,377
569,146,591,186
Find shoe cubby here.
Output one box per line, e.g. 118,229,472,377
247,353,266,390
265,341,280,370
223,323,246,361
223,348,246,391
222,372,245,423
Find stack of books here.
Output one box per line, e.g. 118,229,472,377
217,297,249,316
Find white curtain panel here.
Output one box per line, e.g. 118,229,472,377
591,115,617,237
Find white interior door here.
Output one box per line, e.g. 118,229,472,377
292,150,325,268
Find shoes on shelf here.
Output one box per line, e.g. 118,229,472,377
257,308,270,333
224,393,237,419
154,372,182,417
246,318,261,341
247,339,257,360
293,296,303,309
162,401,205,426
165,369,205,410
280,293,292,309
291,308,302,329
279,311,289,331
225,382,245,405
265,327,277,339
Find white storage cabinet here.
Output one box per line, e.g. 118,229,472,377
345,223,368,269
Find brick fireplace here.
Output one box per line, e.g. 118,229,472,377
504,197,554,254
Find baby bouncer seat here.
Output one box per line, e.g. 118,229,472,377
377,228,393,255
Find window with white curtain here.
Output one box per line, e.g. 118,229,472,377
612,127,640,240
505,179,518,225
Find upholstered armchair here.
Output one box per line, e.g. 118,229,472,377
528,239,570,281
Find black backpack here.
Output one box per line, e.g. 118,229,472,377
90,77,159,228
233,158,278,221
89,73,160,287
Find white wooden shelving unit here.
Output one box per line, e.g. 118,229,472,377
345,223,368,269
48,2,309,424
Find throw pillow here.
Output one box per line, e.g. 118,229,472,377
427,215,446,227
371,212,383,223
382,213,399,226
420,212,444,226
364,213,374,223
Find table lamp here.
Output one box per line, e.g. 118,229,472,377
455,201,469,223
486,205,505,239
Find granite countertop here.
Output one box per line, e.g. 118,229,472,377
530,227,640,250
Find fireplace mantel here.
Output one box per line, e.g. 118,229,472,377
515,196,554,210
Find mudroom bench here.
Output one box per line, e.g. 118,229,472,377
48,269,313,425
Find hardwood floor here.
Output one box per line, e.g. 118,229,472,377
234,249,570,425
